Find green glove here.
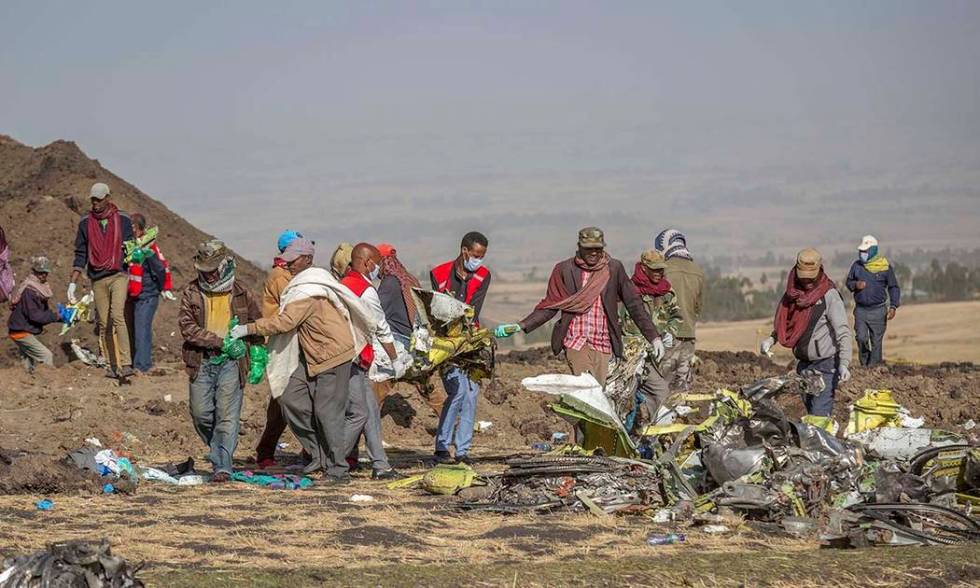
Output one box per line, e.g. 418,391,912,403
494,324,521,338
248,345,268,385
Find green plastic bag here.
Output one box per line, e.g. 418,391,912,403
248,345,268,385
210,317,247,365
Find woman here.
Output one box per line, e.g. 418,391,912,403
761,248,852,417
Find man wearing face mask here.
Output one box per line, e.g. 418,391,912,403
845,235,900,366
429,231,492,464
340,243,401,480
761,249,852,416
499,227,664,387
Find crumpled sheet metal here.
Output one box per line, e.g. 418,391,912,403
0,539,143,587
848,427,963,461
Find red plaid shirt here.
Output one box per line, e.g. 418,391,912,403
562,271,612,354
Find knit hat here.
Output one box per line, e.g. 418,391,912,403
796,248,822,279
640,250,667,271
90,183,111,200
280,238,315,263
655,229,692,260
277,230,303,254
577,227,606,249
31,256,51,274
857,235,878,252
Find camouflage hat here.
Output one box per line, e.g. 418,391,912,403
640,249,667,271
194,239,229,272
796,248,822,279
31,256,51,274
577,227,605,249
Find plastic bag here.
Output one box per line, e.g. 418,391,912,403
210,317,247,365
248,345,268,385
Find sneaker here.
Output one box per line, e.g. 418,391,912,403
371,468,404,481
455,454,473,466
256,457,277,469
433,450,454,464
211,471,231,484
323,474,352,485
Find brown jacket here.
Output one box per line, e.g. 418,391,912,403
519,257,660,358
262,266,292,318
247,296,355,377
178,281,262,386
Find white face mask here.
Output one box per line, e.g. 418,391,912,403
463,255,484,273
859,251,869,263
368,264,381,281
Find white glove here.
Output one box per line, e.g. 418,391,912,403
67,283,78,304
162,291,177,301
229,324,249,341
760,336,775,357
651,337,665,362
838,365,851,383
662,332,674,348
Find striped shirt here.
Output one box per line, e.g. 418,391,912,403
562,271,612,354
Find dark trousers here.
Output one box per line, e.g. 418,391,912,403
854,305,887,366
255,396,288,461
797,356,838,417
280,361,352,478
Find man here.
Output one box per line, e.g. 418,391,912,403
846,235,900,366
761,249,852,417
69,182,136,379
375,243,448,416
8,256,60,373
126,213,174,373
231,238,377,484
654,229,704,391
340,243,401,480
622,250,682,421
429,231,492,464
254,230,303,468
178,240,261,482
330,242,354,280
499,227,664,387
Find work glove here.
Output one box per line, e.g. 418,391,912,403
67,283,78,304
494,323,521,338
651,337,665,362
662,332,674,348
161,291,177,301
838,365,851,383
760,336,776,358
228,324,249,341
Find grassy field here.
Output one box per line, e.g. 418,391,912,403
698,300,980,364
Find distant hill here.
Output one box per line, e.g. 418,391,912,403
0,135,265,367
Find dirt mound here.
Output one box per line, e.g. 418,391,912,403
0,134,264,367
0,449,101,495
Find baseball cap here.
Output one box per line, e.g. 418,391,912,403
857,235,878,252
281,238,316,262
640,250,667,271
90,183,111,200
577,227,606,249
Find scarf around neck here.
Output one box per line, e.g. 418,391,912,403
199,257,236,293
774,268,835,348
631,262,672,297
380,253,421,324
862,255,890,273
534,253,611,314
87,204,123,272
10,274,53,306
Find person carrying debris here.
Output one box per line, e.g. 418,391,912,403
621,250,683,420
178,240,261,483
845,235,900,366
7,256,61,372
68,182,136,379
125,213,174,373
500,227,664,386
429,231,492,464
254,229,304,468
761,248,852,416
654,228,704,391
230,238,377,484
339,243,402,480
374,243,448,415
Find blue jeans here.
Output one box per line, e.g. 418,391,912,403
132,295,160,372
189,360,243,474
797,356,838,417
435,367,479,456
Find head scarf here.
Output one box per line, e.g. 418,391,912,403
10,273,53,306
0,226,13,301
773,267,835,348
198,257,236,293
631,262,672,297
86,203,124,272
534,252,610,314
654,229,692,261
378,247,421,324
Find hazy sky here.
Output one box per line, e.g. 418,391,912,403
2,1,979,267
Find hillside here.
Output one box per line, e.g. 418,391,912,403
0,135,265,367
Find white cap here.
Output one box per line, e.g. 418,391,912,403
90,182,111,200
857,235,878,251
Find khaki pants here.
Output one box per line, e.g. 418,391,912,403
13,334,54,372
565,343,612,386
93,273,131,369
372,379,448,418
662,338,696,391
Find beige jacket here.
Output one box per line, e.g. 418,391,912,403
248,296,355,376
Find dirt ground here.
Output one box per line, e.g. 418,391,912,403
1,349,978,586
